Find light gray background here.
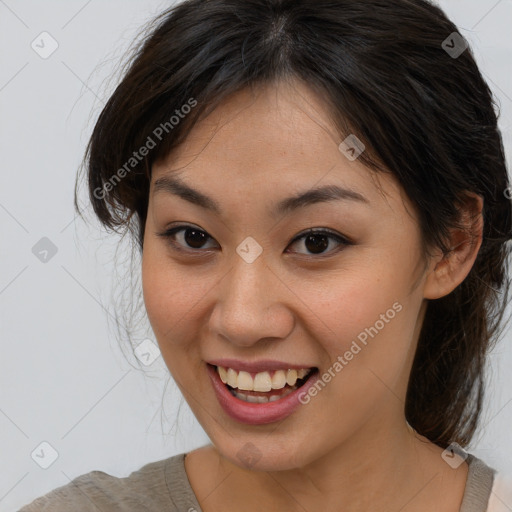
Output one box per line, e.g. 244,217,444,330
1,1,511,510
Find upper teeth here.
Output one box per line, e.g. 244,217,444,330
216,366,311,392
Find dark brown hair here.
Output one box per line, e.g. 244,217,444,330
77,0,512,448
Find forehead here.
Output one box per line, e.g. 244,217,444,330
150,80,406,219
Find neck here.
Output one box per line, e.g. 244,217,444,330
214,416,466,512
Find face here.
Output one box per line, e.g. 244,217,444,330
142,79,431,472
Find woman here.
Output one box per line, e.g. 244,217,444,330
21,0,512,510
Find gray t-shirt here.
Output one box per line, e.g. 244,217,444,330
19,451,496,511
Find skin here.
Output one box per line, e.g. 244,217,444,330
141,79,483,512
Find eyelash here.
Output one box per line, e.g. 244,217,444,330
156,224,352,258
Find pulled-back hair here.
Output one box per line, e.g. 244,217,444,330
78,0,512,448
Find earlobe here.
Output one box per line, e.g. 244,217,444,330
423,192,484,300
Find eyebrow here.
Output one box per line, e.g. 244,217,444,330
153,175,369,216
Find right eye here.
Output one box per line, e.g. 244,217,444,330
156,224,220,253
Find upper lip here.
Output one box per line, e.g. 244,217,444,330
207,359,317,373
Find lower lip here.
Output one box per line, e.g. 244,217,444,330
206,364,318,425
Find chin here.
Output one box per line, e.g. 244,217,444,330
214,435,316,473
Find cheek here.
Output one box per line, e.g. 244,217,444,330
305,266,416,388
141,247,216,388
302,271,398,345
141,244,203,345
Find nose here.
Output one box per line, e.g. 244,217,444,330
208,252,295,348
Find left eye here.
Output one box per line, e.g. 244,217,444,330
287,229,350,256
157,225,350,256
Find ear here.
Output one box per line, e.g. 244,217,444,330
423,192,484,300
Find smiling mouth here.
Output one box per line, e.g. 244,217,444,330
213,365,317,403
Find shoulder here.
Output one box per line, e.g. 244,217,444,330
18,453,187,511
487,472,512,512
